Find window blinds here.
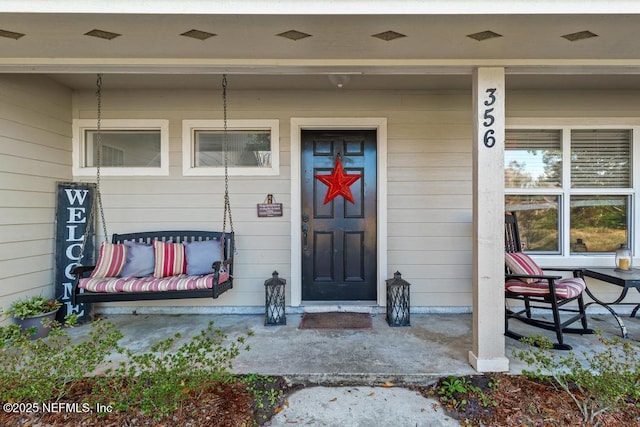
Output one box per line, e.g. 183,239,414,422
571,129,631,188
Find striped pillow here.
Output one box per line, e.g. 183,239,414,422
90,242,127,278
153,240,186,278
505,252,544,283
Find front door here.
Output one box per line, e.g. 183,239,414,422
301,130,377,301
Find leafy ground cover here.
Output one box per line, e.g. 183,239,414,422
417,373,640,426
0,317,297,426
0,375,295,426
419,334,640,426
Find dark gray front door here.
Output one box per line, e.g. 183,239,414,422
301,130,377,301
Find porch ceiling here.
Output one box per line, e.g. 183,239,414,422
1,10,640,90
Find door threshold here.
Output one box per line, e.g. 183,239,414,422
301,301,380,314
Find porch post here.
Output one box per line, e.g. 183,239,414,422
468,67,509,372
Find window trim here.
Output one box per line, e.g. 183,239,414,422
506,119,640,266
182,119,280,176
72,119,169,176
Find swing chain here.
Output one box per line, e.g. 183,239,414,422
95,74,109,241
221,74,235,258
77,74,108,265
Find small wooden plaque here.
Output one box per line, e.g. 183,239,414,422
257,203,283,217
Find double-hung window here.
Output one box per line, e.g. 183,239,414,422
505,125,635,257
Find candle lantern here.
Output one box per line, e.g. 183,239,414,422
386,271,410,327
615,244,632,271
264,271,286,325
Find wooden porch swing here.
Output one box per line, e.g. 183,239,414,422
71,75,235,305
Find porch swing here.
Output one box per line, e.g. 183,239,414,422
71,75,235,306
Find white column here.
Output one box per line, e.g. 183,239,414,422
468,67,510,372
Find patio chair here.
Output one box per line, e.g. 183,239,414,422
504,211,593,350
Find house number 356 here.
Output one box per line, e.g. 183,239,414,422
483,88,497,148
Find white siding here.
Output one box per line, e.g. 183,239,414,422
0,75,72,314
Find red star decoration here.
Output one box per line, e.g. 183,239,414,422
315,157,362,204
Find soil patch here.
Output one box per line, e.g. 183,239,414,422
413,373,640,426
0,376,300,427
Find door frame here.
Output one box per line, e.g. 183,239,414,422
290,117,388,307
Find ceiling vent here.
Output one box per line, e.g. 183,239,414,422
181,29,216,40
84,29,121,40
562,30,598,41
276,30,312,41
371,30,407,41
0,29,25,40
467,30,502,41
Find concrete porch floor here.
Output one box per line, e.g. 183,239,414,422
64,310,640,385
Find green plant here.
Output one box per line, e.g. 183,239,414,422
437,376,474,410
513,333,640,427
0,319,123,402
241,373,284,421
0,317,256,423
436,375,498,413
100,321,252,418
9,296,62,319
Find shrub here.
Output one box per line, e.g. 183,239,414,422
97,321,252,417
513,333,640,426
0,318,123,402
0,317,255,422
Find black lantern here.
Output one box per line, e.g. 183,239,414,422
264,271,286,326
386,271,410,327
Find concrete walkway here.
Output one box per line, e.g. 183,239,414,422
265,386,460,426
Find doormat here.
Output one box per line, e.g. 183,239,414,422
299,312,372,330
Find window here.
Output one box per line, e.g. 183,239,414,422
73,119,169,176
505,126,634,256
182,120,279,176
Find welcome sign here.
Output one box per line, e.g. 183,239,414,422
54,182,96,321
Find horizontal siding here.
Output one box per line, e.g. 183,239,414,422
0,239,52,260
71,87,477,308
57,87,640,311
0,75,72,312
0,223,55,244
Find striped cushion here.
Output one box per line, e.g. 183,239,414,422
79,271,230,293
90,243,127,278
153,241,186,278
506,277,585,299
505,252,544,283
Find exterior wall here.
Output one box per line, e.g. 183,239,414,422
0,75,73,316
69,87,640,310
72,88,474,309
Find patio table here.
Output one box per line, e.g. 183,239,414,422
582,267,640,338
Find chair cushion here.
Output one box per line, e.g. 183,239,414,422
505,252,544,283
90,243,127,278
506,277,586,299
79,271,230,293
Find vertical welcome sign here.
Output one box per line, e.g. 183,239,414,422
54,182,96,321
